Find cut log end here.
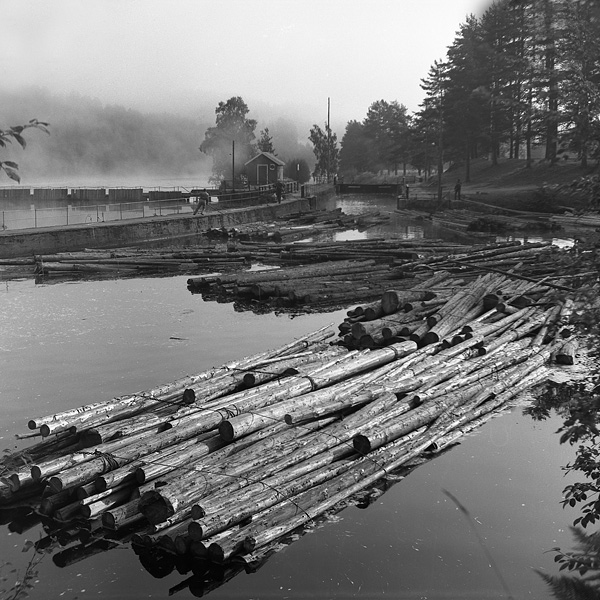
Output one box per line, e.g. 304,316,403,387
79,430,102,447
94,477,108,493
182,388,196,404
218,421,235,442
208,543,225,563
188,520,204,541
48,477,64,494
353,434,372,455
421,332,440,346
138,491,174,525
242,373,256,387
134,467,147,484
190,504,205,520
174,535,190,555
483,293,499,311
102,512,116,529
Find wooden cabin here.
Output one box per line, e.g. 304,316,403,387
244,152,285,186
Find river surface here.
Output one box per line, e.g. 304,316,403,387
0,191,584,599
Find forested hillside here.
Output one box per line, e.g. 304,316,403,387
0,87,212,185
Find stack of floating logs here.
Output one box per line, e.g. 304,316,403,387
204,208,389,243
397,205,561,236
0,248,252,280
339,268,574,350
186,239,513,311
188,239,590,314
0,268,586,590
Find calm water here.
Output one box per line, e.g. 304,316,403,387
0,191,583,599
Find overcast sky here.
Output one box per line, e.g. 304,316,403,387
3,0,493,128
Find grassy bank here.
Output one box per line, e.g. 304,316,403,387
439,157,599,212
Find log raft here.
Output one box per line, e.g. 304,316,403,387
0,248,593,587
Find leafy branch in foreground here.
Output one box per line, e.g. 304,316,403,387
0,539,45,600
0,119,50,182
537,528,600,599
527,380,600,598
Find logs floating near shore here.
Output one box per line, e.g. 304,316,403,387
0,259,587,589
188,238,591,314
186,239,524,312
0,208,390,280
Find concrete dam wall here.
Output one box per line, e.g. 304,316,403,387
0,196,318,259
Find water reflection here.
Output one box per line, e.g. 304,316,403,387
0,455,430,599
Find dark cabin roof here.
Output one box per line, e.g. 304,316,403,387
245,152,286,166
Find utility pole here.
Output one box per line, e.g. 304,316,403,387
436,68,444,204
232,140,235,193
327,97,331,183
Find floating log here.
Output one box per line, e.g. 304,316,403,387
555,339,578,365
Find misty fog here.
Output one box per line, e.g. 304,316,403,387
0,87,316,188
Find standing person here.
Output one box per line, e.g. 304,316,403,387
405,184,410,199
275,180,284,204
454,179,462,201
193,189,210,215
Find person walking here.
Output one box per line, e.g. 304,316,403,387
275,180,284,204
193,189,210,215
454,179,462,201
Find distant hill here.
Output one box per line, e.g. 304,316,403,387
0,88,316,187
0,87,213,185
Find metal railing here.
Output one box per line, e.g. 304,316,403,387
0,181,304,231
0,198,196,231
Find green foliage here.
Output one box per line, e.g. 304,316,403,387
0,540,45,600
257,128,276,155
339,102,412,178
529,380,600,597
200,96,257,180
411,0,600,179
308,123,338,181
537,564,600,600
283,158,310,183
0,120,49,182
363,100,411,173
339,120,371,176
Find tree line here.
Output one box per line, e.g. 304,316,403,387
339,0,600,185
5,0,599,189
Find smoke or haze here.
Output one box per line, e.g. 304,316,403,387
1,0,493,185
